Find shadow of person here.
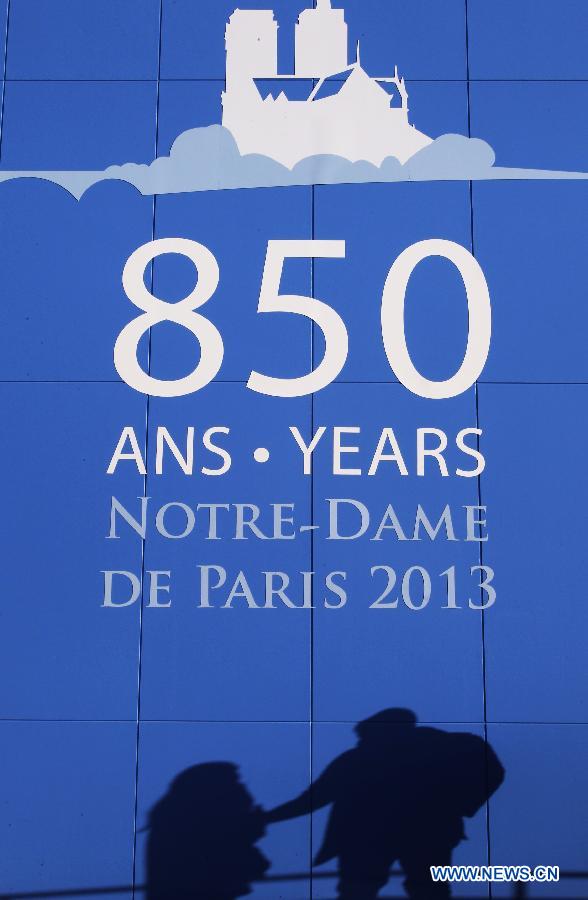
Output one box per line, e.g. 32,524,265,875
265,708,505,900
145,762,269,900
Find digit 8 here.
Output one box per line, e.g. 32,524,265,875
114,238,224,397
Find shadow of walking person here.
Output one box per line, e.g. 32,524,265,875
146,762,269,900
265,708,505,899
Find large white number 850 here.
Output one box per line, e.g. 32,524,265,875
114,237,491,399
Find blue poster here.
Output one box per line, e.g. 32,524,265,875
1,1,587,898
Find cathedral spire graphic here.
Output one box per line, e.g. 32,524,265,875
221,1,432,167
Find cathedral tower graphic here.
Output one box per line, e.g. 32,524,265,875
221,0,432,167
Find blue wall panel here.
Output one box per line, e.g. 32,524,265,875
0,383,145,721
468,0,588,79
0,722,136,896
1,81,157,169
480,384,588,724
474,182,588,383
6,0,161,80
314,180,472,383
1,0,586,896
312,383,484,725
0,182,153,380
488,724,588,897
140,386,312,722
135,722,311,898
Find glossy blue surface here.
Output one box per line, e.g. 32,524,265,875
480,385,588,724
0,722,136,896
488,724,588,897
1,0,587,896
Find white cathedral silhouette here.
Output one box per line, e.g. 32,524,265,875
221,0,432,168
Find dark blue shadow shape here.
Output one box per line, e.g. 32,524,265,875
145,762,269,899
144,708,504,899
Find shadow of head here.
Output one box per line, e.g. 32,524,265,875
355,707,417,738
146,762,269,900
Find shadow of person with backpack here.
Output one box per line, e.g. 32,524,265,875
145,762,269,900
264,708,505,899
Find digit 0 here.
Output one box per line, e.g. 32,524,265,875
114,238,224,397
381,239,492,399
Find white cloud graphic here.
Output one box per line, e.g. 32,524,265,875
2,125,585,200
